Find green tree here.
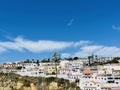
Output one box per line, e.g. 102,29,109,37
67,57,73,61
88,56,91,66
16,66,22,70
32,59,35,63
36,60,40,66
71,82,76,88
48,58,50,62
75,79,80,83
95,55,98,62
111,57,120,63
24,59,32,63
73,57,79,60
76,86,81,90
41,59,48,63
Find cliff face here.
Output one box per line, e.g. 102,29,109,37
0,73,80,90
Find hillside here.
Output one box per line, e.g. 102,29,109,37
0,72,80,90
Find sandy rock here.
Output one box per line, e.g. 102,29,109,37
16,81,23,89
49,82,58,90
30,83,37,90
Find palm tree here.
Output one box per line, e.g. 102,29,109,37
36,60,40,66
91,54,94,62
52,51,60,78
95,55,98,62
88,56,91,67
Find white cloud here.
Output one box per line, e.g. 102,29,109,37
74,40,91,47
73,45,103,57
73,45,120,57
0,37,91,53
81,45,103,52
0,37,70,53
0,41,23,52
14,37,73,52
0,47,6,53
112,25,120,30
1,36,120,58
61,53,71,58
96,46,120,57
67,19,74,26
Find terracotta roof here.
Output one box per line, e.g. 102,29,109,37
83,68,93,74
83,81,100,84
97,73,107,76
91,81,100,84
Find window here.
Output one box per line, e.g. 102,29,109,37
90,84,92,86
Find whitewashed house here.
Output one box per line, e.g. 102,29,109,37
81,81,101,90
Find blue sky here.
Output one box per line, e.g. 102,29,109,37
0,0,120,63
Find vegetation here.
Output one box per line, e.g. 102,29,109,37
16,66,22,70
52,52,60,78
41,58,50,63
36,60,40,66
65,57,79,61
22,55,80,64
24,59,32,63
90,57,120,66
73,57,79,60
0,72,80,90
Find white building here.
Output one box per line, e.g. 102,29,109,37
81,81,101,90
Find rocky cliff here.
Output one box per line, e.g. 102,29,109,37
0,73,80,90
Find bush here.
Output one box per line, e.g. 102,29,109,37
16,66,22,70
52,72,56,75
45,77,56,84
76,86,81,90
71,82,76,88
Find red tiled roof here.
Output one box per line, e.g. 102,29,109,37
83,81,100,84
83,68,93,74
97,73,107,76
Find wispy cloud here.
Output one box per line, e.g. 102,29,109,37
73,45,120,57
61,53,71,58
67,19,74,26
112,25,120,30
0,36,90,53
0,37,73,53
1,36,120,58
0,29,12,38
74,40,91,47
0,47,6,53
